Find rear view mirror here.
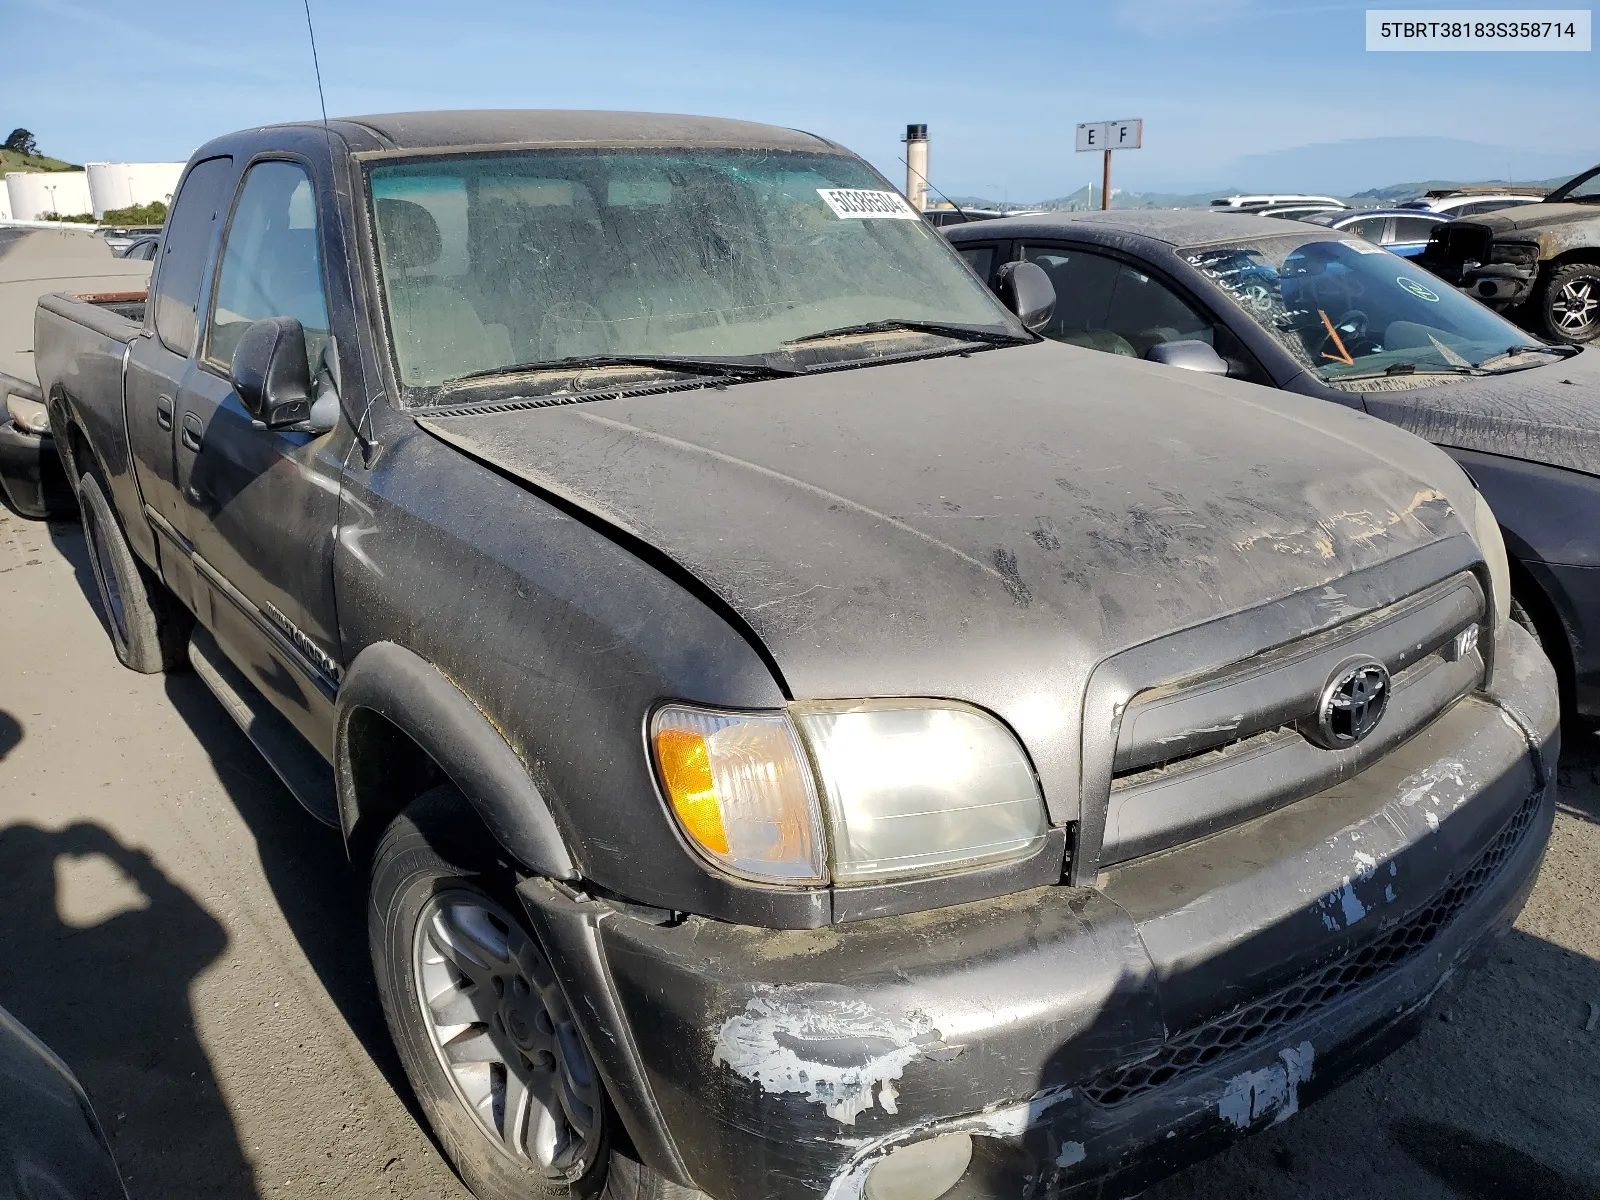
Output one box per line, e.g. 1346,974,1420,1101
1145,339,1230,375
230,317,313,429
995,261,1056,332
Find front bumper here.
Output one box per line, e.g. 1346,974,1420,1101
0,423,73,520
1457,263,1538,309
520,623,1558,1200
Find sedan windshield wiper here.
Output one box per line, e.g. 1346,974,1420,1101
783,319,1031,348
1323,362,1483,383
442,353,798,387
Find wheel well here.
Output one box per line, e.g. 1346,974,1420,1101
342,707,451,864
1546,249,1600,274
1506,554,1574,703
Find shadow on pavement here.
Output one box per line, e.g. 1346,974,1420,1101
0,709,19,760
1556,717,1600,826
156,672,423,1115
1392,1117,1600,1200
0,821,256,1199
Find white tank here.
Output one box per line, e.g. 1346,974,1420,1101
4,172,94,221
85,161,185,219
0,185,10,222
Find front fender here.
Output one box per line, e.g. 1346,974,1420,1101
335,640,578,880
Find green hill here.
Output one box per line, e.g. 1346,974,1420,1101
0,148,81,173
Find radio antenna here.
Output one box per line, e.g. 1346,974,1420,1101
899,154,969,222
302,0,330,128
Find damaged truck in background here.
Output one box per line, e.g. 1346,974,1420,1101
32,110,1558,1200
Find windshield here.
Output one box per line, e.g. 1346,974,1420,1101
1549,165,1600,202
1182,234,1543,386
366,149,1018,397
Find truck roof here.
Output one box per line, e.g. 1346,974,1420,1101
270,110,834,153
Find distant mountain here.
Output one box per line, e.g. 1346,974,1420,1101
1206,137,1594,197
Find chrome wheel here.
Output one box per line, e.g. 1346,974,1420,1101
1552,276,1599,336
412,891,603,1179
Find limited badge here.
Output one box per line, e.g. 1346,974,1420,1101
1396,276,1441,302
816,188,919,220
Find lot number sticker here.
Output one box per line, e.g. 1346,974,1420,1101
816,189,919,219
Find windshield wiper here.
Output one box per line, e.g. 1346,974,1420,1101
783,319,1031,348
1474,344,1581,371
442,353,798,387
1323,362,1483,383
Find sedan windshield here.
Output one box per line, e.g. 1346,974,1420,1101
1182,234,1543,386
367,150,1020,398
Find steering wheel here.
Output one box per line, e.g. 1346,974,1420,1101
1317,308,1376,362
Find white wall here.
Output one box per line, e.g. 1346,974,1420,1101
0,185,10,222
4,171,93,220
85,161,185,219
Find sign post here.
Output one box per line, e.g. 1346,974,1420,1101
1075,119,1143,210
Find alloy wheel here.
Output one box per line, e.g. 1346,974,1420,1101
1552,275,1599,336
412,891,603,1179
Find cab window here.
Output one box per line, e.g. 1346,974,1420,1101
204,160,330,377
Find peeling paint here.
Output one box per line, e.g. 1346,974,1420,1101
712,987,942,1124
1218,1042,1315,1129
1398,760,1467,809
1056,1141,1087,1169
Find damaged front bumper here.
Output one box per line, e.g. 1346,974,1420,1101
519,623,1558,1200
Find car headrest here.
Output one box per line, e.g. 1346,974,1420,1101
377,198,442,272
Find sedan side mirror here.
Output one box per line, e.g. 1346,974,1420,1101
1144,339,1229,376
995,261,1056,332
231,317,313,429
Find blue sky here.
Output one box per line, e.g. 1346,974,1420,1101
5,0,1596,199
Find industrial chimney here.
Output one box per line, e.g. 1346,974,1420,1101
904,124,928,212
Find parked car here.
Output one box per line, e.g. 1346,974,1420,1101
0,1003,128,1200
116,234,160,261
36,112,1557,1200
1253,203,1349,222
1209,194,1345,211
1420,163,1600,344
1303,208,1449,257
1399,186,1547,217
0,226,149,517
923,207,1006,227
947,209,1597,712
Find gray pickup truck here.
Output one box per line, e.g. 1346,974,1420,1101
34,111,1558,1200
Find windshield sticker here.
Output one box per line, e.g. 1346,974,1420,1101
816,188,919,220
1341,239,1385,254
1396,276,1441,302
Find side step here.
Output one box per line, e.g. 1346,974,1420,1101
188,626,340,828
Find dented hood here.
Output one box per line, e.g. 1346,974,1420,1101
420,341,1473,813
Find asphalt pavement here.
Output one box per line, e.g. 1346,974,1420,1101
1,503,1596,1200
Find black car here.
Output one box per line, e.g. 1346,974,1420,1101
947,210,1600,712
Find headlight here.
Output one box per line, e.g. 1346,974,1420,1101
1472,489,1511,633
5,393,50,435
651,700,1049,887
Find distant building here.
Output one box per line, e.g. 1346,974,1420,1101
85,162,185,219
4,171,93,220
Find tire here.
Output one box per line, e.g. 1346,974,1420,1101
1509,596,1543,651
369,786,696,1200
77,469,191,673
1536,262,1600,345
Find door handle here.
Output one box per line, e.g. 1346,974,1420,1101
180,412,204,452
156,395,174,431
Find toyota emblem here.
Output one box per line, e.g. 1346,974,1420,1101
1308,657,1390,749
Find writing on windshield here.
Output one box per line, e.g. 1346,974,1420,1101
1184,237,1536,384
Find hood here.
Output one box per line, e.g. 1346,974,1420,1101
1475,202,1600,236
1364,346,1600,477
420,341,1474,817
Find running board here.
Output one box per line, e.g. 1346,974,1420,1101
188,626,340,827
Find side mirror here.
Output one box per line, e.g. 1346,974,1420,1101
230,316,312,429
995,261,1056,333
1144,339,1230,375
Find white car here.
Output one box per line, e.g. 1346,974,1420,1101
1400,188,1546,217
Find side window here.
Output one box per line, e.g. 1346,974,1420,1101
1023,244,1212,358
958,245,996,283
1344,216,1388,241
152,156,234,357
205,161,330,376
1392,217,1441,243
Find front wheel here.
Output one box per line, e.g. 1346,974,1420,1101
369,787,696,1200
1537,262,1600,345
